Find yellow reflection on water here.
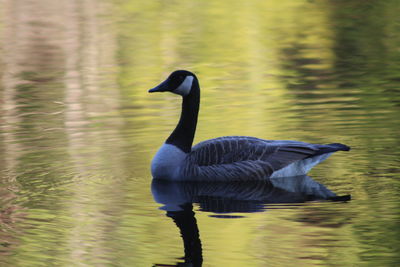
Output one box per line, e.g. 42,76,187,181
1,0,400,266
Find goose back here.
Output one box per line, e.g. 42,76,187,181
180,136,347,181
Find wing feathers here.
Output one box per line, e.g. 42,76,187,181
184,136,348,181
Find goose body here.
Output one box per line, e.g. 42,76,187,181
149,70,350,181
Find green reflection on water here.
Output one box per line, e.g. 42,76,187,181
0,0,400,266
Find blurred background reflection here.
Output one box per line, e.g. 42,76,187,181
1,0,399,266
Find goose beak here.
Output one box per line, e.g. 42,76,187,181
148,79,168,93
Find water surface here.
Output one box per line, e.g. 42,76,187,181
1,0,400,266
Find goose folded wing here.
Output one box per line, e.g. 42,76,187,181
187,137,320,179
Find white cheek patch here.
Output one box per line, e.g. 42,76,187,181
173,76,194,96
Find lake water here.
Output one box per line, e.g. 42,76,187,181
1,1,400,266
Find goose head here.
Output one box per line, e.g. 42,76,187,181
148,70,196,96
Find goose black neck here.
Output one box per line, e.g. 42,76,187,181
166,79,200,153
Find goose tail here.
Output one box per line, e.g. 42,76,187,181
313,143,350,156
327,143,351,151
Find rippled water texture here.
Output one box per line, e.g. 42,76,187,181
1,1,400,266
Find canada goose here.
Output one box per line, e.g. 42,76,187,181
149,70,350,181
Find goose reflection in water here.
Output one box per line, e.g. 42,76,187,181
151,175,350,266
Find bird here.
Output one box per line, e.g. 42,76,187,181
148,70,350,181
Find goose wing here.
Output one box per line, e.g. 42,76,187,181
184,136,320,180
